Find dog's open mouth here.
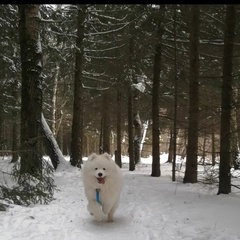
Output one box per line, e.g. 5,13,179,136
97,177,105,184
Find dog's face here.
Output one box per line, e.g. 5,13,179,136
87,153,113,184
94,167,106,184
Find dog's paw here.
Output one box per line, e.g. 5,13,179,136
95,215,102,222
107,217,114,223
102,207,110,215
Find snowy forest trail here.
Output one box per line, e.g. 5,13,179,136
1,159,240,240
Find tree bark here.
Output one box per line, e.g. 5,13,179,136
231,85,239,170
130,36,143,165
99,118,103,154
128,85,135,171
183,5,200,184
172,5,178,181
133,111,142,164
18,4,43,176
70,5,86,167
218,5,236,195
201,132,207,165
140,120,149,155
115,87,122,168
211,126,216,166
151,4,165,177
51,63,60,137
102,89,111,154
11,79,19,163
167,127,173,163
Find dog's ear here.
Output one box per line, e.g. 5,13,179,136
88,153,97,161
103,152,112,161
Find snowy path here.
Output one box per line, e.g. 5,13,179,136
1,160,240,240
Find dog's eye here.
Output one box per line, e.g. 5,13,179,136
95,168,98,170
103,168,106,170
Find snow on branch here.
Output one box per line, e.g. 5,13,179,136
85,22,130,37
41,114,70,171
82,84,109,91
132,75,147,93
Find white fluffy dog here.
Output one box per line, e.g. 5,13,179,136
82,152,123,222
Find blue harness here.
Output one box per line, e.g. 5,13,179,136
96,189,101,205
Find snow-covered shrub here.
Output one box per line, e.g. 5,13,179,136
0,158,57,208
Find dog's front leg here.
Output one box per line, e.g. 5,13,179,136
102,202,112,215
107,199,120,222
87,201,102,222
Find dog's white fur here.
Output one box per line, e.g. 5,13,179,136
82,152,123,222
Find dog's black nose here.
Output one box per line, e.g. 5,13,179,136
98,173,103,177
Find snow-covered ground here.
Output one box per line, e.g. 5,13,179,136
0,154,240,240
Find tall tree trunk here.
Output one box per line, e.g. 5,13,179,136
70,5,86,167
236,87,240,147
128,85,134,171
84,134,89,157
127,35,141,167
180,128,187,160
102,89,111,154
172,5,178,181
99,118,103,154
11,79,19,163
62,131,70,156
211,126,216,166
183,5,200,184
231,85,239,170
218,5,236,195
0,58,5,152
51,63,60,137
140,120,149,154
167,127,173,163
130,36,143,165
0,101,4,152
127,34,135,171
18,4,43,176
151,4,165,177
133,111,142,164
115,87,122,168
201,132,207,165
58,122,64,154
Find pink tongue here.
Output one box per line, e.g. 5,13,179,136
97,178,105,184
